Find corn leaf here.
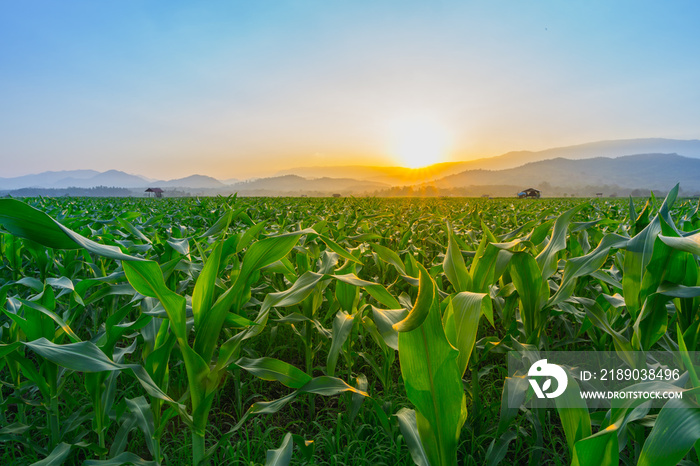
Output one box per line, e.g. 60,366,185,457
397,266,467,466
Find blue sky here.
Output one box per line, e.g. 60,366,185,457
2,1,699,178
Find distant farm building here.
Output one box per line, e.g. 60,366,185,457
517,188,541,199
145,188,164,198
332,193,341,198
596,193,603,197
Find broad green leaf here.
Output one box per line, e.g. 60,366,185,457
371,307,407,351
450,292,491,376
125,397,156,457
327,311,356,376
396,408,429,466
239,229,314,280
116,216,151,244
0,198,141,261
235,220,267,254
574,297,637,367
18,299,81,343
299,376,367,396
554,375,592,455
22,338,186,418
638,397,700,466
265,432,294,466
660,230,700,255
548,234,628,307
485,431,518,466
198,207,243,238
393,265,433,332
677,322,700,390
536,204,584,279
372,243,407,274
471,241,519,293
509,252,546,338
236,357,312,389
167,237,190,255
198,230,311,363
0,341,21,358
30,442,73,466
123,261,187,341
397,268,467,466
230,375,367,432
570,428,619,466
215,272,325,371
631,293,669,350
622,185,678,318
334,273,401,309
348,373,368,424
192,242,223,351
497,376,529,436
443,224,470,292
319,235,362,264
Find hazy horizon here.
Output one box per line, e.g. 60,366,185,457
2,1,700,179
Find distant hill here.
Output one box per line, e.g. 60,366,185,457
0,169,101,189
0,170,218,191
3,138,700,197
278,138,700,185
274,162,472,186
156,175,224,189
426,153,700,195
458,138,700,171
57,170,150,188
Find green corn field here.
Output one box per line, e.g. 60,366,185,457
3,187,700,465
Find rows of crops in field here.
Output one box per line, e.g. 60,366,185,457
2,187,700,465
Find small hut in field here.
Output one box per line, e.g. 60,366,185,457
517,188,540,199
145,188,164,198
332,193,341,198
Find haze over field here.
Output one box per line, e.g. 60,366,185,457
2,1,700,181
4,139,700,198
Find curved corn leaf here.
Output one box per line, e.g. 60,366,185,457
371,307,407,351
510,252,547,339
448,292,491,376
570,428,619,466
396,408,429,466
22,338,188,422
548,234,628,307
265,432,294,466
327,311,356,376
123,261,187,342
397,267,467,466
393,265,433,332
0,198,141,261
230,375,368,432
334,273,401,309
235,357,312,389
638,397,700,466
318,234,362,264
372,243,407,275
30,442,73,466
443,223,470,293
554,375,591,454
536,204,584,279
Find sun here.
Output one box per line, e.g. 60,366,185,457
388,116,451,169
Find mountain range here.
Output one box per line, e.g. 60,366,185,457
3,138,700,197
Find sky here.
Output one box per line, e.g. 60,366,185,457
2,0,700,179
